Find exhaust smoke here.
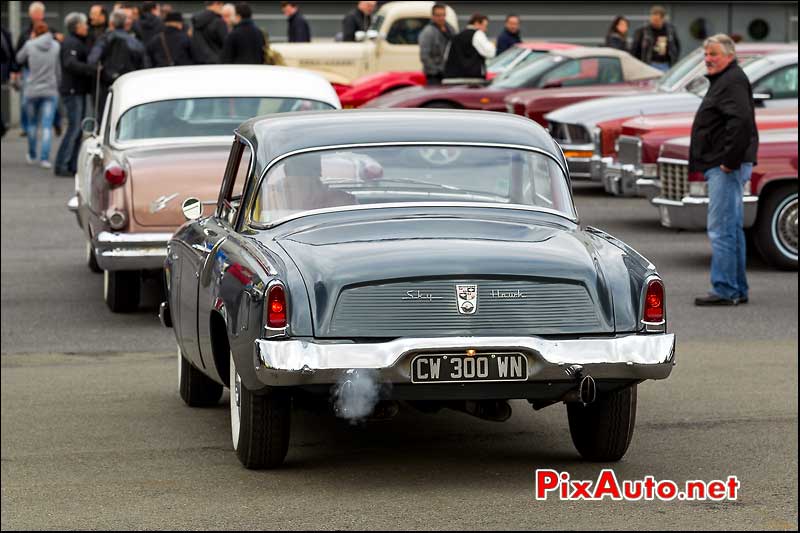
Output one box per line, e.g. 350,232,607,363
332,369,381,423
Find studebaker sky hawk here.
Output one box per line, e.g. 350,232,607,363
162,109,675,469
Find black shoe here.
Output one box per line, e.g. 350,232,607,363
694,294,738,306
54,168,72,177
54,124,63,137
736,296,749,304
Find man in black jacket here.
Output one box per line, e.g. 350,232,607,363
632,5,679,71
341,1,375,42
147,12,196,67
220,3,264,65
191,1,228,63
87,4,108,50
689,34,757,306
133,1,164,47
55,12,97,176
281,2,311,42
444,13,495,79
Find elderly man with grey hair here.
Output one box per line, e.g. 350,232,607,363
88,10,148,116
690,34,758,306
54,12,96,176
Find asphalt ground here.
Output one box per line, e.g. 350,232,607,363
1,131,797,530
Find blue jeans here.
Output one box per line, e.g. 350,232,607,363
25,95,58,161
55,94,86,174
705,163,753,300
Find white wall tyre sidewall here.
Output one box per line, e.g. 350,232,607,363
771,193,798,262
177,347,182,391
103,270,109,302
230,351,241,451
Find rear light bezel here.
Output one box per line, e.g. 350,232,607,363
104,163,127,187
640,275,666,333
264,280,289,337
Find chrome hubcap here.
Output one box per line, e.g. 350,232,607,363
229,352,241,449
774,194,798,259
418,147,461,165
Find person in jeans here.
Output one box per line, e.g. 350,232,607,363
689,34,757,306
55,12,95,177
16,21,61,168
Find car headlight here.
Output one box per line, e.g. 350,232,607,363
642,163,658,177
689,182,708,197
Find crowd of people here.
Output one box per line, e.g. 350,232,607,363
0,0,312,175
0,1,736,175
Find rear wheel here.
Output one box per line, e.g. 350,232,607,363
178,346,222,406
86,241,101,273
230,351,291,469
567,385,637,461
103,270,141,313
754,184,798,270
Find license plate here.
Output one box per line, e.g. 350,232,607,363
410,352,528,384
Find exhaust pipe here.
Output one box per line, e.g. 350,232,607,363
560,375,597,405
448,400,512,422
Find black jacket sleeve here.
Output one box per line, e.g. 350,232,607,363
62,41,96,78
211,17,228,52
631,28,644,61
341,13,358,41
718,78,755,170
292,15,311,42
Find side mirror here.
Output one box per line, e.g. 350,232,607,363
181,197,202,221
81,117,97,136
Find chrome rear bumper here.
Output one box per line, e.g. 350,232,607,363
651,196,758,230
254,333,675,388
94,231,173,271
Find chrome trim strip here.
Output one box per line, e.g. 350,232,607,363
653,196,759,207
656,157,689,166
96,231,174,244
243,141,578,229
255,333,676,373
252,202,578,230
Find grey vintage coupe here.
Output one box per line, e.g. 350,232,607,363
161,109,675,469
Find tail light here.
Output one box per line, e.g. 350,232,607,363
688,171,704,182
643,279,665,323
104,163,126,187
266,284,287,329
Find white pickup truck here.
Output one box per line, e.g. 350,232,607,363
271,1,459,85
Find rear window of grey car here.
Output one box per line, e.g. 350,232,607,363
250,145,575,224
116,97,334,141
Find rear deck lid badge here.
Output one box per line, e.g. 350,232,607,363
456,284,477,314
150,193,178,213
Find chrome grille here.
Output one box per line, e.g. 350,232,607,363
659,161,689,201
617,136,642,166
329,279,602,337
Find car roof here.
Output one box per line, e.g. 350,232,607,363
237,108,565,173
552,47,664,80
109,65,342,118
517,41,582,51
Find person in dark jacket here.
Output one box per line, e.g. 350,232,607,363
418,3,455,85
632,5,679,71
281,2,311,43
495,14,521,56
444,13,495,79
133,1,164,47
54,12,96,177
689,34,757,306
191,1,228,64
146,12,196,67
341,1,375,42
87,4,108,50
88,10,149,116
220,3,264,65
604,15,629,52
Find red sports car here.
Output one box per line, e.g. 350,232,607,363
337,41,580,108
361,47,661,112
